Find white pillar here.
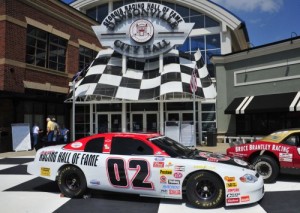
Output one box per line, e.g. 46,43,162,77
160,101,164,134
159,54,163,73
198,101,202,144
122,102,127,132
122,55,127,74
89,103,93,135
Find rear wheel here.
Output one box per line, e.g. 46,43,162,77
252,155,279,183
186,171,224,208
57,166,87,198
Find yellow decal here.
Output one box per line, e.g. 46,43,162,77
224,176,235,182
226,182,238,188
160,169,172,175
40,167,50,176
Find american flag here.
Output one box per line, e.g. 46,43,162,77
190,65,198,93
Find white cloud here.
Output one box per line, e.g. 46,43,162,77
211,0,283,13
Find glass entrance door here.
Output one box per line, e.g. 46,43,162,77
111,114,121,132
146,113,158,132
131,112,158,132
97,114,108,133
97,113,122,133
132,114,143,132
167,113,180,121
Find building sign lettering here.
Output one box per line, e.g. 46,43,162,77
92,2,194,58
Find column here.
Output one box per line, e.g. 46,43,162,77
122,102,127,132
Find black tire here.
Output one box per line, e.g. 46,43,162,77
57,166,87,198
186,171,224,208
252,155,279,183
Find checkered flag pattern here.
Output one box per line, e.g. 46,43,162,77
66,49,216,101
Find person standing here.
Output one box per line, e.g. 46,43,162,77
60,125,69,143
52,118,60,142
32,123,42,148
46,117,55,142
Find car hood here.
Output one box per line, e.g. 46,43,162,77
191,150,250,169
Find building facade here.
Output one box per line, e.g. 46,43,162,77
69,0,249,142
212,36,300,138
0,0,100,151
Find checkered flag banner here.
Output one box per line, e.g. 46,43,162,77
66,48,216,101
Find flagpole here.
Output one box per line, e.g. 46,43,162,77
72,79,75,141
193,84,196,147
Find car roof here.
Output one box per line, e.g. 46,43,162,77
63,132,162,151
261,129,300,143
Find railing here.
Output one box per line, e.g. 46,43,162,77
203,134,263,146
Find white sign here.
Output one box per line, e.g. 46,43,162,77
11,123,31,151
92,2,194,58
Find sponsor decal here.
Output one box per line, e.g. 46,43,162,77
165,162,174,167
160,176,167,183
104,144,110,150
234,158,248,166
241,195,250,202
226,198,240,204
227,188,240,193
153,162,164,168
279,153,293,162
226,193,240,198
155,157,165,161
155,151,163,155
193,165,215,170
90,179,101,185
39,151,99,167
71,142,83,148
162,185,180,190
199,152,230,162
174,165,185,171
161,189,168,194
39,151,58,162
224,176,235,182
40,167,50,176
168,179,180,185
173,172,183,179
169,189,181,195
226,182,238,188
160,169,172,175
235,144,290,153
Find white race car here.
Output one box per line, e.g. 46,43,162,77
27,133,264,208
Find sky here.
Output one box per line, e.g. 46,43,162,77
211,0,300,46
63,0,300,47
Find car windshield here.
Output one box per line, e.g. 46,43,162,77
149,136,192,157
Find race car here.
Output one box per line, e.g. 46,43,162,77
227,129,300,183
27,132,264,209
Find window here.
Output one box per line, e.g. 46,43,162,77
26,25,67,72
282,135,299,146
110,137,153,155
79,46,98,71
86,3,108,24
85,138,104,153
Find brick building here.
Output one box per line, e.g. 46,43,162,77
0,0,100,151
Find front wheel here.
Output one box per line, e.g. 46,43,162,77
186,171,224,208
252,155,279,183
57,166,87,198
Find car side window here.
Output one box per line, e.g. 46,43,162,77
110,137,153,155
84,137,104,153
282,135,298,146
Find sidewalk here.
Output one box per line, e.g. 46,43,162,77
0,143,229,158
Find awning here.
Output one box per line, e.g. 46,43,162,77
225,92,300,114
